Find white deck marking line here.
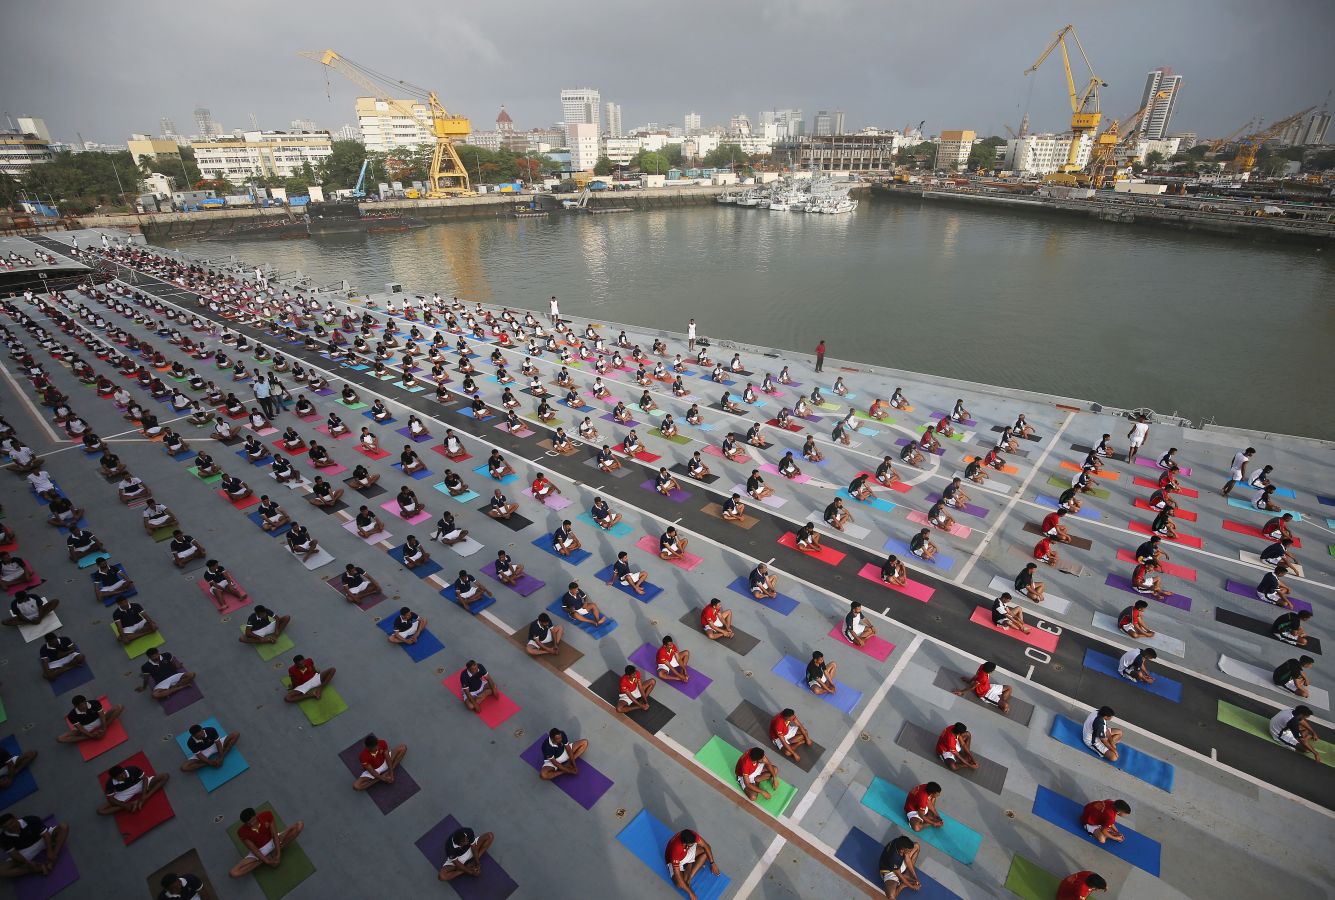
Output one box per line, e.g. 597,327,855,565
732,835,787,900
0,363,62,443
82,278,1335,802
955,409,1073,584
790,634,924,824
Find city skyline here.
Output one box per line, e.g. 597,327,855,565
1,0,1332,146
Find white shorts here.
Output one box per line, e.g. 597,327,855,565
294,673,322,694
398,622,421,639
939,751,957,763
112,782,145,803
17,828,54,861
103,579,128,593
1282,680,1300,694
1273,729,1299,747
156,672,184,691
1120,623,1138,635
245,839,277,862
1259,591,1281,604
46,652,80,669
981,684,1005,704
882,865,905,884
905,809,924,822
1086,738,1109,755
253,620,277,638
1084,823,1101,835
361,760,390,779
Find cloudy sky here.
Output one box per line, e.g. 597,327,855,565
3,0,1331,143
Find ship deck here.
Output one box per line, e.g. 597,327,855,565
0,229,1331,900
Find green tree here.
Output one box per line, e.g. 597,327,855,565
702,144,749,169
1308,149,1335,170
663,143,683,166
317,140,368,190
631,149,672,174
140,146,201,188
967,137,1005,171
20,149,141,213
1145,150,1166,168
593,155,615,176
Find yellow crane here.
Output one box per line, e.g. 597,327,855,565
1087,92,1168,188
1230,107,1316,175
299,49,474,197
1024,24,1107,181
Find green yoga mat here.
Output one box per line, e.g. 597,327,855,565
241,626,295,661
1217,700,1335,767
852,410,895,424
188,466,223,484
694,734,797,816
150,525,175,542
281,678,348,726
113,623,165,659
1046,475,1108,499
651,429,691,445
1004,854,1061,900
226,803,315,900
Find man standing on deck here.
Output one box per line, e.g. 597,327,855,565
687,318,697,351
1222,447,1255,497
814,339,826,373
1126,415,1149,463
549,296,560,325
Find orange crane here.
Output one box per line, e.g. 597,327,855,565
1086,93,1167,188
1024,24,1107,179
1230,107,1316,174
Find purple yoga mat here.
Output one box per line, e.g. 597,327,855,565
480,563,546,597
396,426,433,443
1225,579,1312,615
14,817,79,900
639,479,691,502
1134,456,1192,476
924,492,989,519
627,643,712,699
161,681,204,715
1104,573,1191,611
518,738,613,810
337,741,422,815
894,437,944,456
414,815,517,900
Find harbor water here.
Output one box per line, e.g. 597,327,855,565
167,198,1335,440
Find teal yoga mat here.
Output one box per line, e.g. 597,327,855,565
859,777,981,864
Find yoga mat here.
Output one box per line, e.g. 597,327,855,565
728,483,786,509
280,679,349,726
1082,647,1182,702
777,531,845,565
834,826,961,900
1218,655,1329,709
895,438,944,457
49,660,95,696
725,700,825,772
161,681,205,715
96,751,174,844
1049,715,1176,791
924,492,989,519
227,803,316,900
448,536,485,557
357,445,391,461
677,610,760,656
701,502,757,529
634,534,703,570
74,697,129,761
113,623,164,659
594,565,664,602
173,716,249,792
1134,497,1198,521
828,624,896,662
895,720,1007,794
93,563,137,605
1225,578,1312,614
386,546,444,579
837,488,895,512
396,427,433,443
771,655,862,714
392,462,434,480
378,499,431,525
986,575,1071,616
216,490,260,511
1090,612,1186,657
905,509,972,540
522,487,573,509
860,777,982,865
1217,700,1335,767
1104,573,1192,611
13,816,79,900
628,643,712,699
337,741,421,815
588,671,675,733
0,735,38,808
1115,548,1196,581
433,485,480,504
1134,475,1198,497
857,563,935,602
1031,785,1161,875
375,616,445,662
615,809,729,900
246,509,292,537
441,584,496,615
326,575,386,610
726,576,799,616
18,614,62,644
472,464,517,485
693,734,797,816
1022,522,1093,551
1058,460,1107,478
1035,494,1100,520
1047,475,1109,499
341,519,391,544
638,479,692,502
518,737,613,810
1003,855,1061,900
531,537,591,566
443,670,521,729
884,537,955,570
479,563,546,597
1214,608,1321,655
968,606,1059,652
1227,496,1302,521
576,512,633,537
477,508,533,532
1132,455,1191,476
195,578,251,615
146,850,215,900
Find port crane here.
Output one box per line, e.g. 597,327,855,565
1086,93,1167,188
1230,107,1316,175
299,49,474,197
1024,24,1107,179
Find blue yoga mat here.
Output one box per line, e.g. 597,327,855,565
439,585,496,615
1031,785,1161,875
883,538,955,570
545,599,617,638
772,655,863,714
385,546,444,580
245,510,290,537
576,512,633,538
391,463,433,480
726,576,798,615
594,565,664,603
0,735,38,808
837,488,895,512
472,464,517,484
1035,494,1100,520
1318,495,1335,507
1226,497,1302,520
616,809,730,900
1082,649,1182,703
1234,481,1296,499
531,537,591,566
859,777,982,865
375,616,445,662
834,826,960,900
1048,715,1175,792
173,716,250,792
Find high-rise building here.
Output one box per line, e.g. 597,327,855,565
1283,110,1330,147
335,124,362,142
566,122,600,171
560,89,601,133
832,111,845,136
1137,68,1183,141
160,117,178,138
729,114,752,137
604,102,622,138
15,116,52,143
813,111,832,137
290,118,317,133
765,109,804,141
193,107,222,137
684,112,701,135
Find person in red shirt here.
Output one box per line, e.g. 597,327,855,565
284,654,335,703
1033,535,1060,568
699,598,734,640
1130,562,1170,600
616,665,656,714
935,722,979,771
1041,509,1070,543
1080,798,1130,844
952,661,1012,714
768,708,813,763
664,829,719,900
353,732,407,791
733,747,779,802
530,472,561,505
1056,871,1107,899
903,782,943,832
228,806,305,878
655,636,691,683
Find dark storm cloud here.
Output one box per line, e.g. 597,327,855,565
2,0,1331,142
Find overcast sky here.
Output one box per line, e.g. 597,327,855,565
3,0,1331,144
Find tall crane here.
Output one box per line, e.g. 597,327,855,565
1086,93,1167,188
1024,24,1107,178
299,49,474,197
1230,107,1316,175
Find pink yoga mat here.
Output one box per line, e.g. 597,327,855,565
634,535,703,571
442,671,521,729
759,462,810,484
379,500,431,525
195,579,251,614
905,510,972,539
828,625,896,662
855,563,935,602
969,606,1058,651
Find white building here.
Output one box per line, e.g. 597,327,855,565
15,117,52,144
681,134,721,161
763,109,804,141
335,124,362,142
684,112,701,135
355,97,433,152
291,118,317,133
1122,137,1182,165
729,114,751,137
604,102,622,138
566,122,600,172
603,137,642,166
192,131,333,183
934,130,977,170
735,135,774,156
141,172,174,199
1003,133,1094,175
560,89,601,134
0,132,54,175
1137,68,1183,141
